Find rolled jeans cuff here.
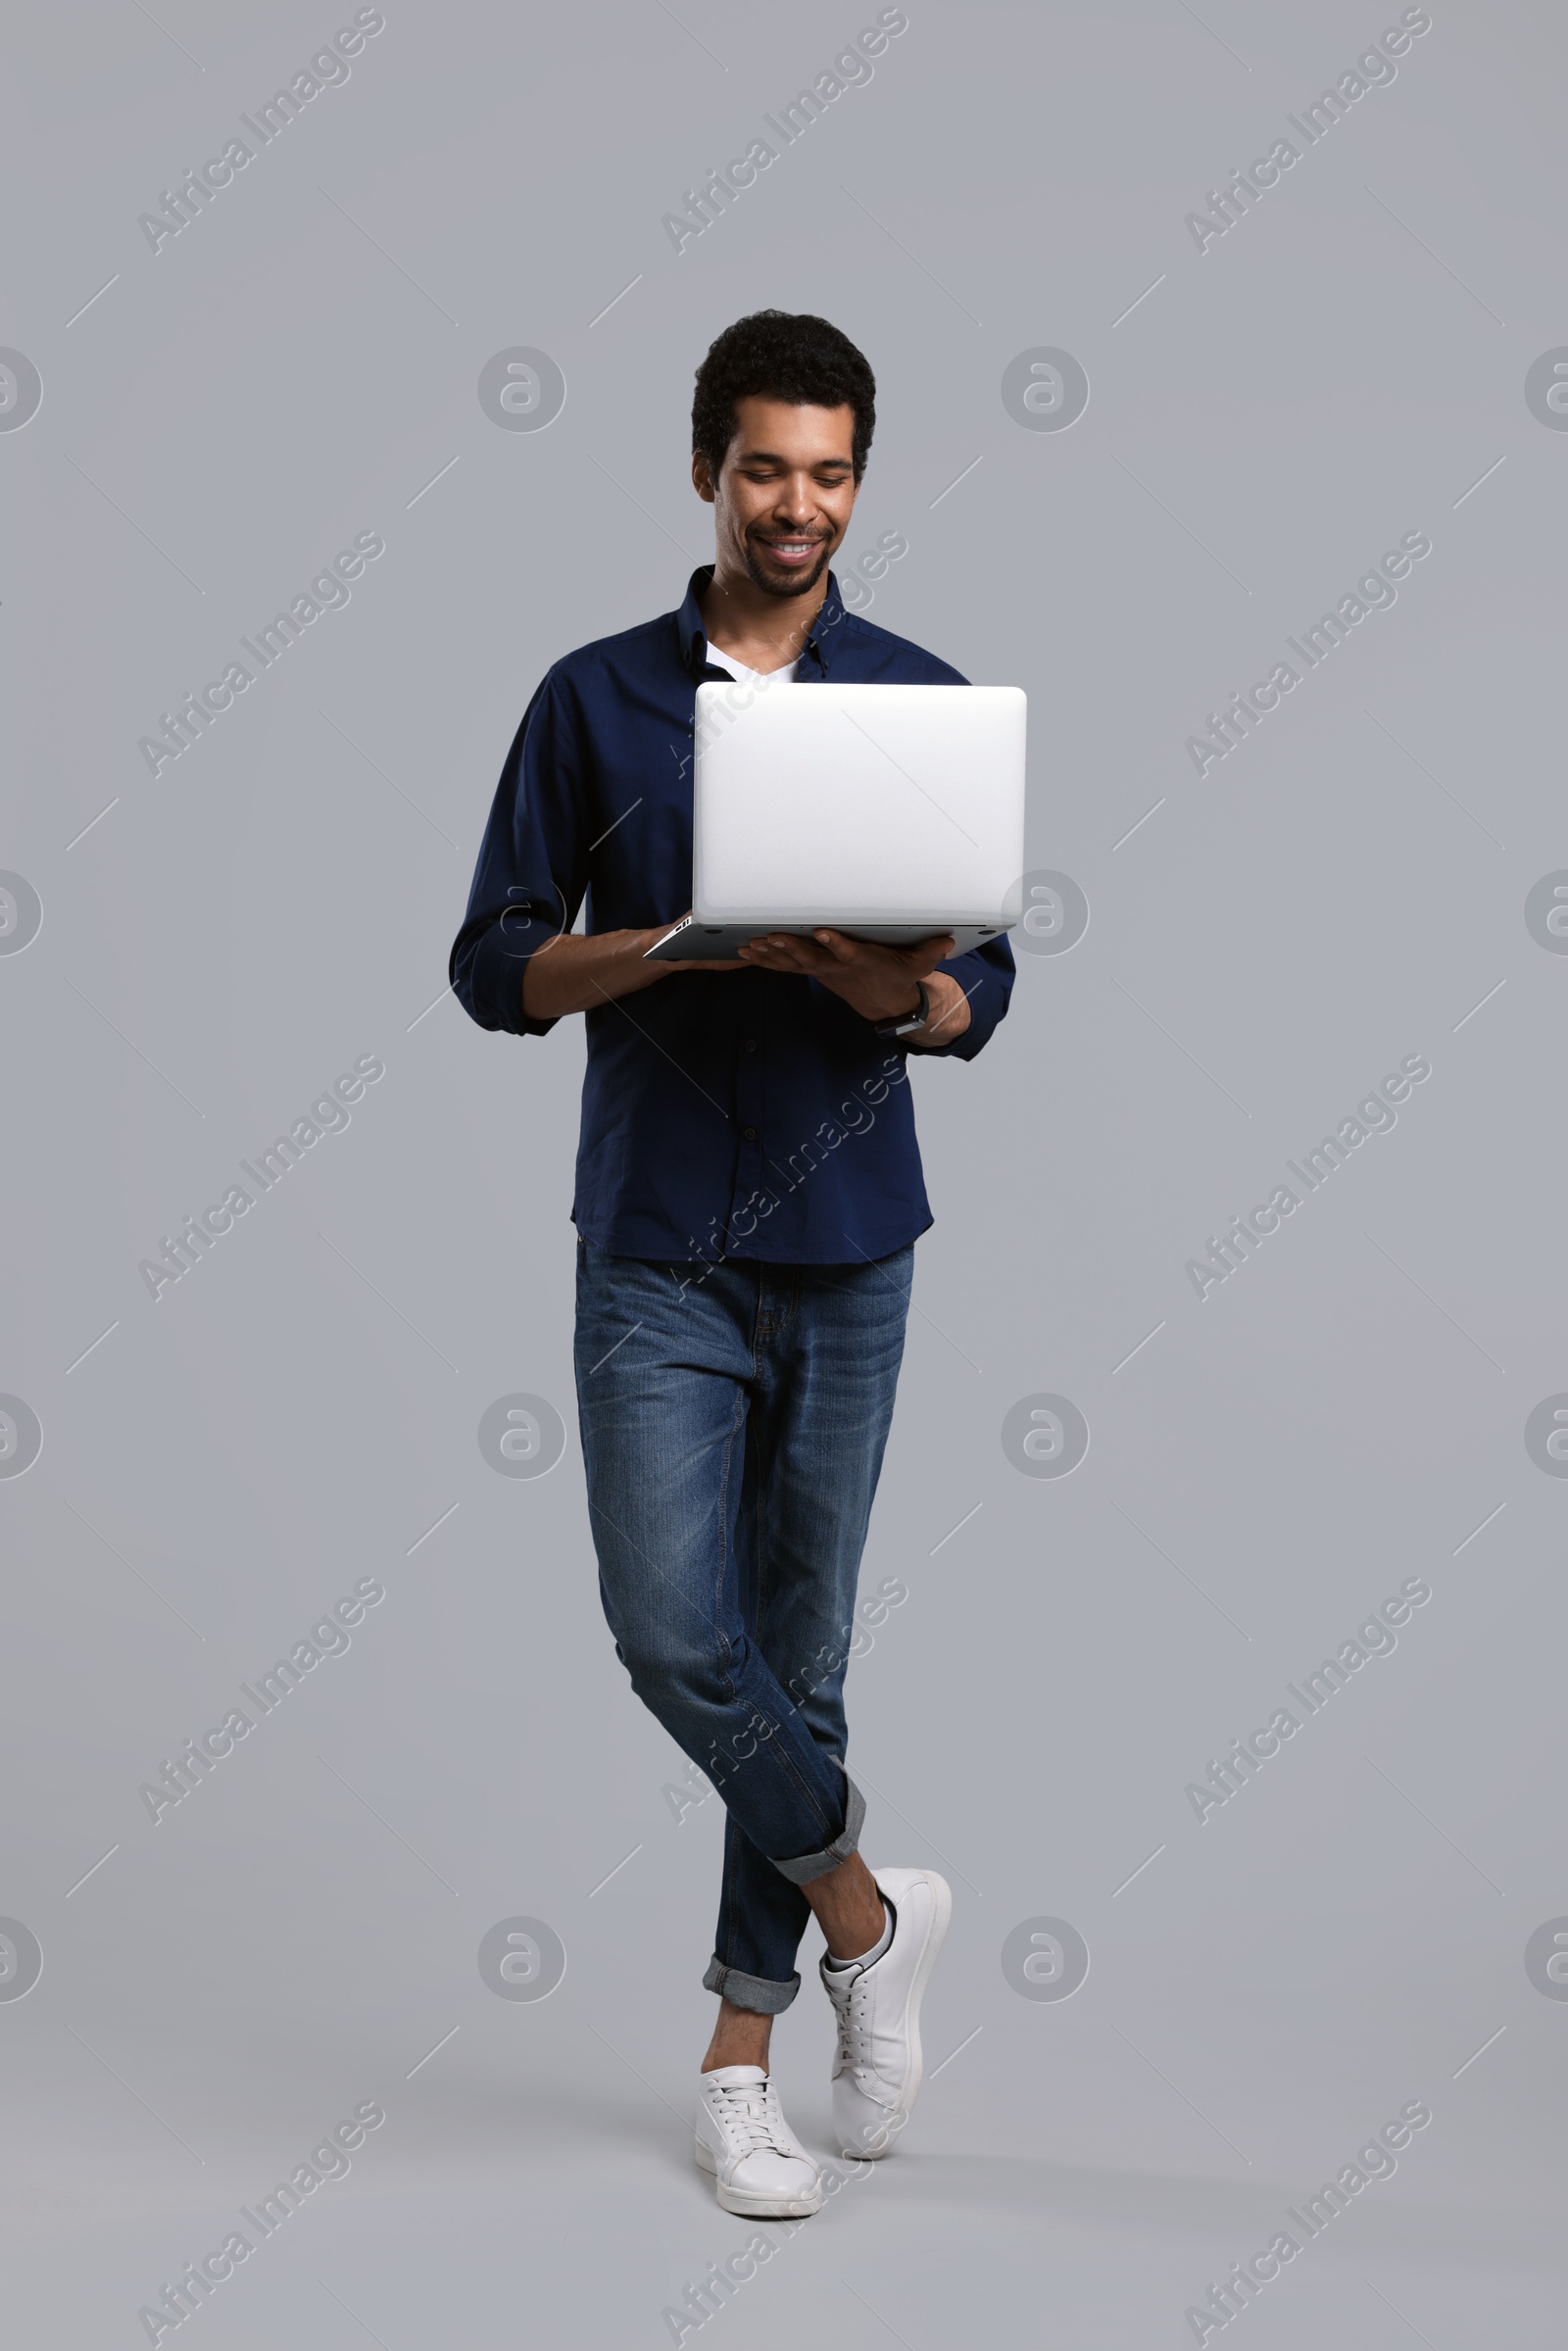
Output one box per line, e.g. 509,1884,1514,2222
770,1774,866,1886
703,1957,801,2015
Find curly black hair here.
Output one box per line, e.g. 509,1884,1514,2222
692,310,876,484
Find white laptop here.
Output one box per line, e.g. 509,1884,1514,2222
645,679,1027,959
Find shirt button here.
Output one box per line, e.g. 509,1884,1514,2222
745,1039,758,1052
744,1126,758,1141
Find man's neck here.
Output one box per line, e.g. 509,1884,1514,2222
698,562,827,673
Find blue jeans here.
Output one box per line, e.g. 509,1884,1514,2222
573,1241,912,2013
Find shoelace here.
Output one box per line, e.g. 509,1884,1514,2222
831,1967,877,2079
710,2078,793,2158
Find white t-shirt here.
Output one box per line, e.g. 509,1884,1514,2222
704,642,799,687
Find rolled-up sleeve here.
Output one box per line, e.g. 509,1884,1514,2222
920,934,1016,1059
449,673,589,1038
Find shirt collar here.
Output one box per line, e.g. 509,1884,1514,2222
676,564,850,680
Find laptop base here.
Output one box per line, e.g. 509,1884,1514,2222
644,916,1010,962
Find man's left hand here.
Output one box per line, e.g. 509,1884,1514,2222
734,929,968,1044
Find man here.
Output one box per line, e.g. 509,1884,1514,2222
451,310,1013,2217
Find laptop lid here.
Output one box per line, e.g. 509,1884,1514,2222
692,680,1026,929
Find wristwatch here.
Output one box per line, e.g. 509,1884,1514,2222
872,981,930,1039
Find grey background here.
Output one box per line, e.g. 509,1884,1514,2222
4,0,1565,2341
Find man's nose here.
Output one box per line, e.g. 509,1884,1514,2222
774,479,817,520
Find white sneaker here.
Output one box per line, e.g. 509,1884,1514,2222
820,1867,952,2160
695,2065,824,2218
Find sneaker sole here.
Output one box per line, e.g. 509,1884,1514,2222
846,1868,953,2159
695,2136,824,2218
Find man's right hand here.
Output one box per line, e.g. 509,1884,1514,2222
519,916,750,1019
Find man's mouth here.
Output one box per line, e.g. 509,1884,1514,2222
754,535,824,567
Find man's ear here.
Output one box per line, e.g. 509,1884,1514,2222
691,451,716,505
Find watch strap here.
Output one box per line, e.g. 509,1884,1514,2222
873,979,930,1038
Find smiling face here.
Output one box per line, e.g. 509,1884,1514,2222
693,394,860,600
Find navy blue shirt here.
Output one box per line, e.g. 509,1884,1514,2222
450,567,1014,1264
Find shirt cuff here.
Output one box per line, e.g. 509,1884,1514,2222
917,955,1004,1059
462,918,561,1038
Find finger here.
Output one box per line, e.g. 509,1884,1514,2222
890,933,954,960
893,938,956,974
809,929,863,962
745,937,827,969
808,931,956,969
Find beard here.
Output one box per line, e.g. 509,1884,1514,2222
740,530,834,600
